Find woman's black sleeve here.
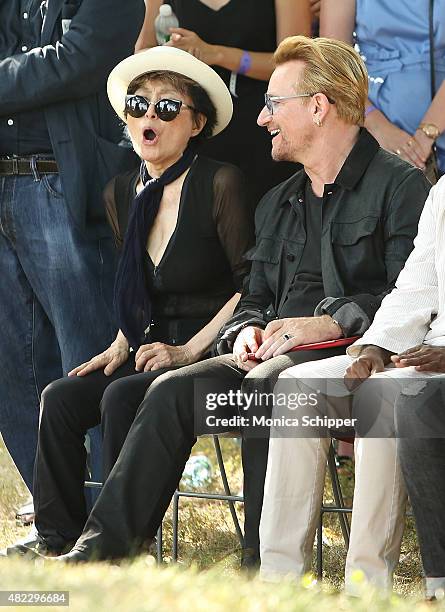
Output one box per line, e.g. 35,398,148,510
212,164,255,291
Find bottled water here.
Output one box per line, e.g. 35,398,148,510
154,4,179,45
181,455,213,488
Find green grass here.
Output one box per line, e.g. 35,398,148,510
0,438,434,610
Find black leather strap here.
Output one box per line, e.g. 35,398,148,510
0,159,58,175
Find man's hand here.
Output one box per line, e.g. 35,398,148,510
68,338,130,377
233,326,265,371
254,315,342,361
135,343,194,372
344,345,390,390
392,345,445,372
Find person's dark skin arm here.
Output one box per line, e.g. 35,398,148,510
344,345,393,390
392,345,445,372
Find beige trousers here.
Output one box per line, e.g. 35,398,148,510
259,354,413,593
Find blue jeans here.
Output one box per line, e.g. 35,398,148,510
0,170,117,491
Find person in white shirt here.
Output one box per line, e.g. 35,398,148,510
259,175,445,597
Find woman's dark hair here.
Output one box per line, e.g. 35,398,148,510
126,70,217,144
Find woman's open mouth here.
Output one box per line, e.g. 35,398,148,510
143,128,159,145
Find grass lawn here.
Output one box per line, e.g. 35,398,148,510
0,437,437,610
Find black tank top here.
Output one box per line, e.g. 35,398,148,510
167,0,298,203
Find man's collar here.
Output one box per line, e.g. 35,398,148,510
332,128,380,190
279,128,380,207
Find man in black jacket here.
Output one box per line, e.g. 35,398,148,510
0,1,144,495
15,35,430,566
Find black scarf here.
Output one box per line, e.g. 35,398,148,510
114,144,196,350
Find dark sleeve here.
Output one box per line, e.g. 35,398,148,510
215,197,277,354
103,168,139,249
314,170,431,336
0,0,145,115
212,164,255,291
103,177,123,248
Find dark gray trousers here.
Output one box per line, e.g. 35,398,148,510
396,380,445,579
65,348,344,561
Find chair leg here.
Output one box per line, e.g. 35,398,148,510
317,512,324,579
327,443,350,548
172,489,180,561
213,435,244,547
156,524,163,565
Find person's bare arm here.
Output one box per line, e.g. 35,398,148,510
167,0,311,81
135,293,242,371
319,0,355,42
134,0,162,51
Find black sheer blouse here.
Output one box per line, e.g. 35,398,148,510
104,155,254,345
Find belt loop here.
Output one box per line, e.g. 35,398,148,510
30,156,40,182
12,158,19,175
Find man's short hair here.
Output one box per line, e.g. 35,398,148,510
274,36,368,126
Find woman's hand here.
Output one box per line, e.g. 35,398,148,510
165,28,218,65
135,342,194,372
68,338,130,377
366,111,429,169
233,326,265,372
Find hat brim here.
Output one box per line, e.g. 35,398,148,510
107,47,233,137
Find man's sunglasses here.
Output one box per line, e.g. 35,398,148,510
124,95,197,121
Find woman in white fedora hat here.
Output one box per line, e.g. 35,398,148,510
1,47,253,560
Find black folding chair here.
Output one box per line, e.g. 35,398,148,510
171,433,244,561
316,439,352,578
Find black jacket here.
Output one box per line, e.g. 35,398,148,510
0,0,145,237
217,129,431,353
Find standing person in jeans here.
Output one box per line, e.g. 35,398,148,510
0,1,144,507
24,36,428,567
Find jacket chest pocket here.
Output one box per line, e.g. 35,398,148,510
330,216,382,280
247,237,282,291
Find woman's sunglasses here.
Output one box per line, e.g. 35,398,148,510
124,95,197,122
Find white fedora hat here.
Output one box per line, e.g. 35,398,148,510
107,46,233,136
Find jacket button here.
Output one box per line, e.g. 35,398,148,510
287,254,295,262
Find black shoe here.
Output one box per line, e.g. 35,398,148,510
15,499,35,527
0,533,74,559
240,547,260,573
48,549,90,564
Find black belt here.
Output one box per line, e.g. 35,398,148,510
0,157,58,175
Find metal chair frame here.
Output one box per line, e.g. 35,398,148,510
171,434,244,561
316,441,352,578
86,438,350,570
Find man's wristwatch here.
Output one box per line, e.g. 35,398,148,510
418,123,440,140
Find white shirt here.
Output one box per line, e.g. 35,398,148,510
348,175,445,356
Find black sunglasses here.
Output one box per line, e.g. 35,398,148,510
124,95,197,122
